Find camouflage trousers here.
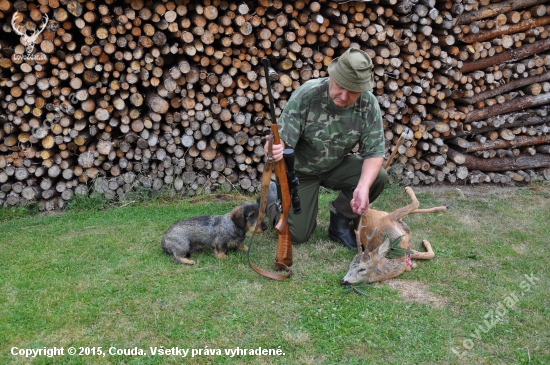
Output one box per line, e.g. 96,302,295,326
285,154,388,243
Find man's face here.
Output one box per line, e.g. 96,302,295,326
328,76,362,108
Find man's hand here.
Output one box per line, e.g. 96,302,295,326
264,134,285,162
351,188,370,216
350,157,384,215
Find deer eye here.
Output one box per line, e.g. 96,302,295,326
358,268,366,273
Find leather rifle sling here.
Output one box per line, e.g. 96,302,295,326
247,136,292,280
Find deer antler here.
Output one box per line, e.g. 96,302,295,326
36,14,49,36
11,11,26,37
354,214,366,254
11,11,49,54
361,228,378,262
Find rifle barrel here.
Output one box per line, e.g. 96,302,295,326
262,58,279,131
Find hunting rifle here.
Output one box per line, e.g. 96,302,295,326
248,58,300,280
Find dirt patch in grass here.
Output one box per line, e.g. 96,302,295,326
512,244,528,255
384,279,447,309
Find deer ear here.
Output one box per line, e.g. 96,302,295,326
378,238,391,258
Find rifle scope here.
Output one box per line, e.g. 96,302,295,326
283,148,301,215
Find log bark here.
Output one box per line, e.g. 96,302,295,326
465,93,550,123
460,38,550,73
447,114,550,138
460,15,550,43
448,148,550,172
458,71,550,105
465,134,550,153
456,0,548,25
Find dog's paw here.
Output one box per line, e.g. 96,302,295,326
177,257,195,265
238,244,248,252
216,252,228,260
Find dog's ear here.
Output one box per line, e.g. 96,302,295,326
230,205,246,229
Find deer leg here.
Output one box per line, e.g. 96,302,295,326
405,186,419,202
410,205,449,214
386,187,420,222
411,240,434,260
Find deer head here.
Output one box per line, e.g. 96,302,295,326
11,11,49,55
340,228,394,285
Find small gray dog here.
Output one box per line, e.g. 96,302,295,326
161,202,267,265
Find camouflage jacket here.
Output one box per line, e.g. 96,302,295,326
278,77,384,175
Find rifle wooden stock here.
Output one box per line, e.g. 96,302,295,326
271,124,292,270
262,57,292,271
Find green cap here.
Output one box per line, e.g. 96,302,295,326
327,48,374,92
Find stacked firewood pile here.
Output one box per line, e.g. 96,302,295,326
0,0,549,210
437,0,550,184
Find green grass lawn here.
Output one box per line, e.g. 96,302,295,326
1,183,549,364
